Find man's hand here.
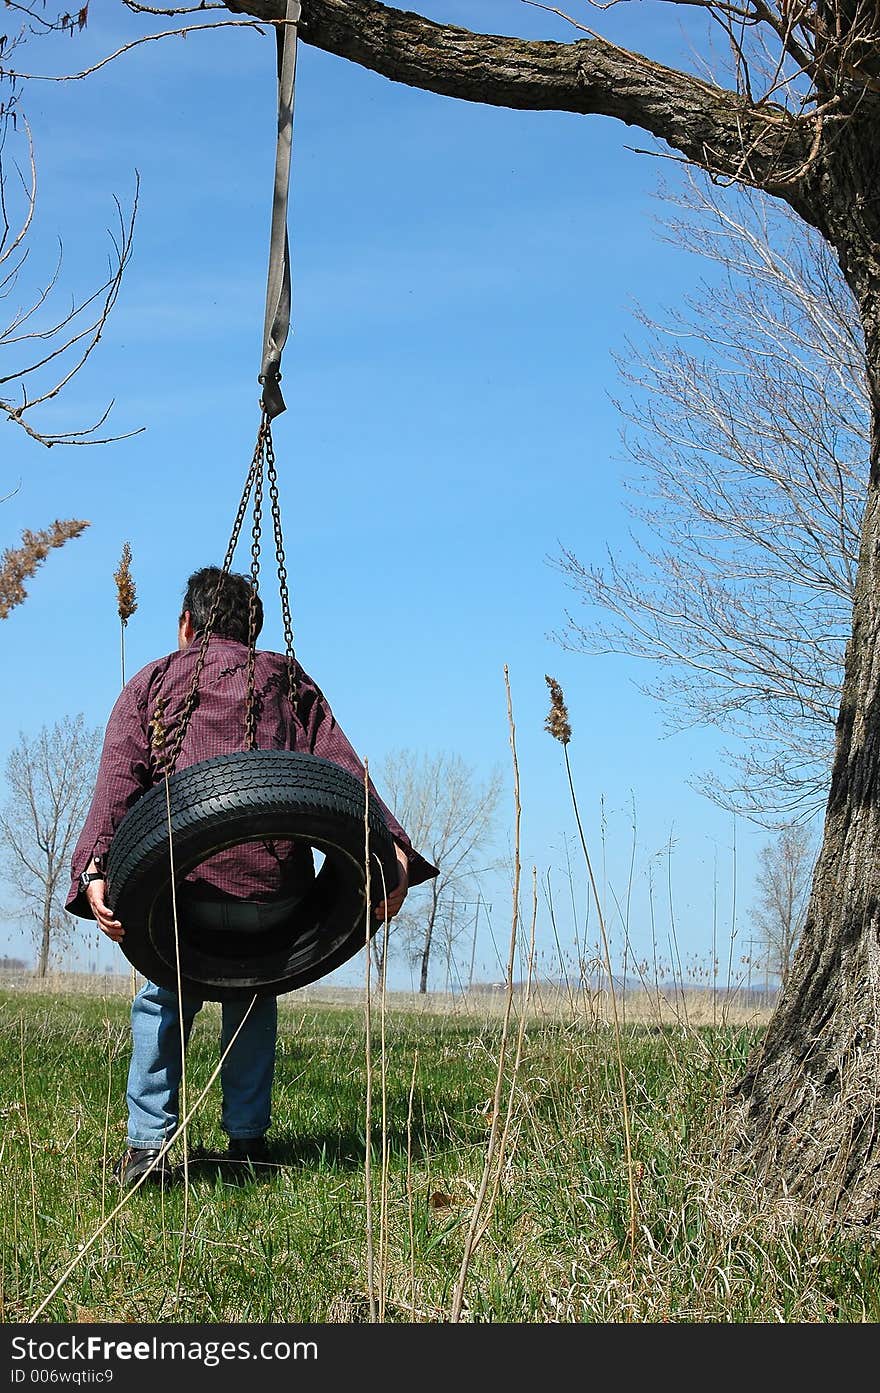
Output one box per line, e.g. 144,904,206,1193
86,877,124,942
375,843,410,922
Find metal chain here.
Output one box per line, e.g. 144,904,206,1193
244,434,266,752
265,421,298,714
159,412,296,775
163,417,268,778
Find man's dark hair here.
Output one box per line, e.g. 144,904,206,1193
180,567,263,644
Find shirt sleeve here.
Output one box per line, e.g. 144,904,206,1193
302,680,438,889
65,677,152,919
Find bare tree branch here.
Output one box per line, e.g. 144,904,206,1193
224,0,818,199
0,167,143,447
0,8,148,446
123,2,224,14
1,17,269,83
553,172,868,821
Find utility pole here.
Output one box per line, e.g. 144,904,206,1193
468,894,482,992
445,893,456,995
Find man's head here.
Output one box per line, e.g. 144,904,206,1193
178,567,263,649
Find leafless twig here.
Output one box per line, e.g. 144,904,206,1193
1,167,143,447
1,18,268,83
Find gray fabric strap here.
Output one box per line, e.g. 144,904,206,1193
259,0,301,420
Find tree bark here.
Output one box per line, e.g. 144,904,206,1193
231,0,812,198
38,902,51,978
226,0,880,1220
728,125,880,1222
419,881,439,995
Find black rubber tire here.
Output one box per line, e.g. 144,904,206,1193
105,751,399,1001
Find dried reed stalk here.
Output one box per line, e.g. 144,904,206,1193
363,760,376,1322
545,675,638,1258
376,860,391,1324
406,1051,418,1320
164,772,191,1289
100,1022,114,1224
472,866,538,1251
449,664,522,1323
27,995,258,1322
19,1019,41,1280
114,541,139,999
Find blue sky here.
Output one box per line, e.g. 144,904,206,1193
0,1,781,988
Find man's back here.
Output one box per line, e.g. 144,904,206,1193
68,634,433,913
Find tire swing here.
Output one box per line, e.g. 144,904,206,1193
105,1,399,1002
106,751,399,1002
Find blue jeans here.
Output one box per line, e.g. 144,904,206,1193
126,980,278,1149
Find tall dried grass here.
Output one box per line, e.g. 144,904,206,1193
0,520,89,620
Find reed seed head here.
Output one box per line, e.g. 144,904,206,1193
114,541,137,626
0,519,90,620
544,674,571,745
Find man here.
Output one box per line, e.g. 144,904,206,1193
66,566,437,1186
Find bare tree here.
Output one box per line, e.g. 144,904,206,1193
0,715,101,976
0,5,138,447
751,822,817,987
378,750,501,994
11,0,880,1217
555,174,867,824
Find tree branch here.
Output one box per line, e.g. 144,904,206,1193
226,0,815,197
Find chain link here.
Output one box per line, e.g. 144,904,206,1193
160,411,296,777
244,440,265,752
163,415,269,777
265,422,298,713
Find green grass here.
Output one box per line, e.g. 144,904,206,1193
1,988,878,1323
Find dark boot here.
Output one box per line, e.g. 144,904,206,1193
115,1146,172,1187
224,1136,270,1169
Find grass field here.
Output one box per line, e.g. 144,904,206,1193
2,984,879,1323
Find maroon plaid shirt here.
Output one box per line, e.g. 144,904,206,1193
66,636,437,917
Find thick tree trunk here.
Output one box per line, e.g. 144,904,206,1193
728,475,880,1220
728,128,880,1222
